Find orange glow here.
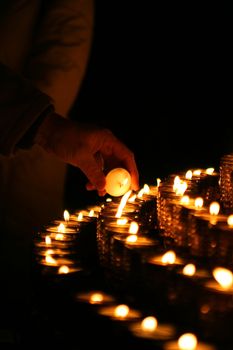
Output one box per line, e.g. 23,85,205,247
213,267,233,289
128,221,139,234
115,190,132,218
161,251,176,264
114,304,129,318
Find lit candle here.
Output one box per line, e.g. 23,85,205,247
178,264,211,282
98,303,141,321
45,223,77,234
205,267,233,294
105,168,131,197
148,250,184,267
74,290,115,305
163,332,216,350
129,316,176,341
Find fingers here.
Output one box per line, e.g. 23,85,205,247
86,181,106,196
78,154,106,195
105,138,139,191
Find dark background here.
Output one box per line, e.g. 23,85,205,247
65,1,233,209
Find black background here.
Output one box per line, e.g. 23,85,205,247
66,1,233,208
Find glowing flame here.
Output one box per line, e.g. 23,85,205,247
194,197,203,209
106,197,112,202
161,250,176,264
143,184,150,194
58,265,69,274
206,167,214,175
115,190,132,218
173,177,187,195
227,215,233,227
45,249,54,255
89,292,104,304
185,170,193,180
213,267,233,289
116,218,128,225
126,235,138,243
77,212,83,221
180,195,190,205
45,255,57,265
183,264,196,276
114,304,129,318
137,188,145,198
178,333,197,350
173,176,181,190
55,233,64,240
176,182,187,196
209,202,220,216
193,169,201,176
89,209,94,217
141,316,158,332
157,178,161,187
63,210,70,222
129,221,139,234
128,194,136,202
45,236,51,245
58,223,66,233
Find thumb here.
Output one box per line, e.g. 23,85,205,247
78,155,106,193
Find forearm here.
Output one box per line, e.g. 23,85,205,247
0,62,53,156
23,0,94,116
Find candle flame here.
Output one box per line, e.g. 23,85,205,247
77,212,83,221
90,292,104,304
209,202,220,215
137,188,145,198
213,267,233,289
88,209,94,217
143,184,150,194
116,218,128,225
173,177,187,195
58,223,66,233
206,167,214,175
157,178,161,187
194,197,203,209
227,215,233,227
55,233,64,240
161,250,176,264
115,190,132,218
180,195,190,205
63,210,70,222
45,249,54,256
128,194,136,202
45,255,57,265
128,221,139,234
126,235,138,243
183,264,196,276
193,169,201,176
141,316,158,332
58,265,69,274
114,304,129,318
185,170,193,180
178,333,198,350
45,236,51,245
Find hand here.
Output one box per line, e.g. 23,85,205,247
35,113,139,196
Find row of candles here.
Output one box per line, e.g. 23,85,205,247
157,167,233,267
32,164,233,348
33,206,100,277
73,287,216,349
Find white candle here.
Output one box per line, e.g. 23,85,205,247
129,316,176,340
74,290,115,305
98,303,141,321
105,168,131,197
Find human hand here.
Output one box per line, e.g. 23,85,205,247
35,113,139,196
